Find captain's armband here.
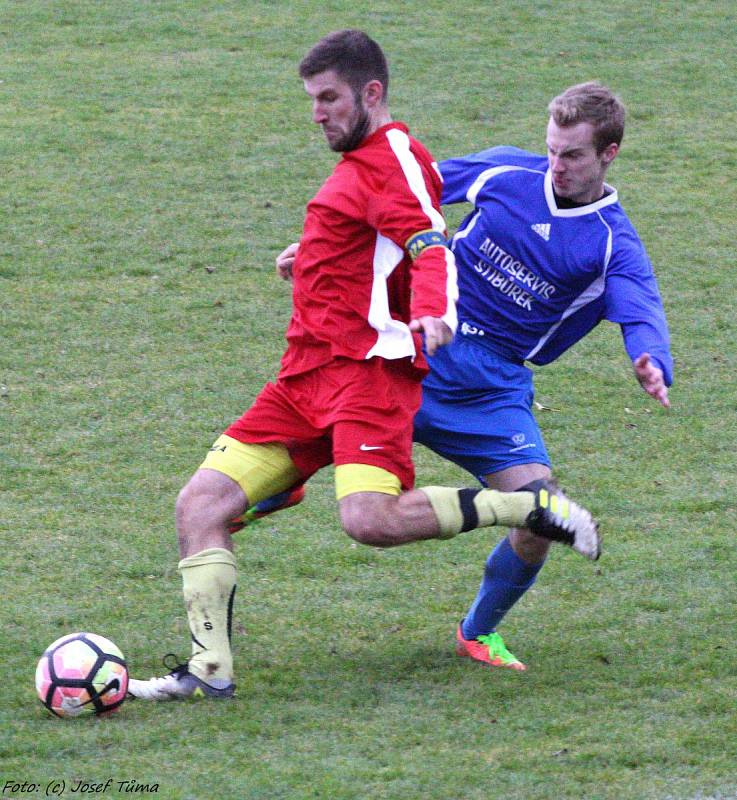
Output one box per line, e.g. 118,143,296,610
405,229,448,261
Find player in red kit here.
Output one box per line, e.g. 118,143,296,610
129,30,598,701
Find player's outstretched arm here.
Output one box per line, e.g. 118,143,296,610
634,352,670,408
276,241,299,281
409,316,453,356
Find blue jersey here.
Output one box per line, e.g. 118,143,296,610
439,146,673,384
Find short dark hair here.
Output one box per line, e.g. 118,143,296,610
299,29,389,101
548,82,625,153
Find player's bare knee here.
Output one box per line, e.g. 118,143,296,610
175,477,205,523
340,514,387,547
339,495,398,547
176,470,247,535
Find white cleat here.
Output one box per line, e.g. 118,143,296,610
127,660,234,700
522,479,601,560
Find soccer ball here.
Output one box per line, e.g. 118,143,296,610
35,632,129,718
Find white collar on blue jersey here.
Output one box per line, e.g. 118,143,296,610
544,169,619,217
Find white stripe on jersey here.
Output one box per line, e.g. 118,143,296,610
451,209,481,247
385,128,458,335
386,128,446,233
440,245,458,334
365,233,417,361
597,210,614,267
525,213,614,361
466,165,544,205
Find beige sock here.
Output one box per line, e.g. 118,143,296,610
178,547,237,684
420,487,535,538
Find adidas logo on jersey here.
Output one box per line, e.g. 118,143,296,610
531,223,551,241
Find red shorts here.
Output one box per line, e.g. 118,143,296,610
225,357,422,490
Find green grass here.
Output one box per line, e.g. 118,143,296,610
2,1,737,798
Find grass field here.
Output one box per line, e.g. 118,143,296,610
2,1,737,798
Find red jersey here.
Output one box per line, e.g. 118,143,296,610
279,122,458,378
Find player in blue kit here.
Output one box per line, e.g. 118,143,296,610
269,81,672,671
415,81,672,670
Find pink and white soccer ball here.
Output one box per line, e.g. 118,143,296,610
35,632,129,718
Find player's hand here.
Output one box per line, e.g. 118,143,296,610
634,353,670,408
409,316,453,356
276,242,299,281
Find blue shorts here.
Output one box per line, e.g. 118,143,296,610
413,336,550,485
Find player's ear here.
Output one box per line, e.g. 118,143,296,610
362,79,385,108
601,142,619,166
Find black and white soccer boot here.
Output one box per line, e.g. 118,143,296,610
521,479,601,560
127,656,235,701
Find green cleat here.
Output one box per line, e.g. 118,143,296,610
456,624,527,671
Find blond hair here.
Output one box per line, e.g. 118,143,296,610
548,82,625,153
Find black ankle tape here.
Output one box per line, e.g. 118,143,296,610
458,488,480,532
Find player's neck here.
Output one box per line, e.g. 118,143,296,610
553,187,611,209
367,107,392,137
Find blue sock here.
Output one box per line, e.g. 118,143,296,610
461,536,545,640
